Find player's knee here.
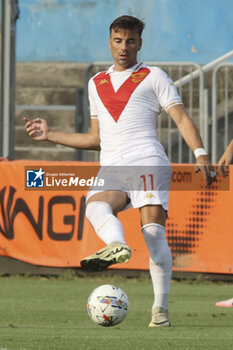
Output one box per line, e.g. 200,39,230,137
142,223,166,240
85,201,113,225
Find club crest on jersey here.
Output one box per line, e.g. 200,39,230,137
131,72,148,83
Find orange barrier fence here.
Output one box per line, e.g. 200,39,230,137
0,159,232,274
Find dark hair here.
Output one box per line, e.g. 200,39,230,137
109,15,145,38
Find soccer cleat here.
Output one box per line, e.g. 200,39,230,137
149,307,171,327
80,241,132,272
215,298,233,308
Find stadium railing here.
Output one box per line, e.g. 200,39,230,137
211,62,233,163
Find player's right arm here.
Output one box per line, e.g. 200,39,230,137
24,116,100,151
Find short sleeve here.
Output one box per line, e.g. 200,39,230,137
88,78,98,118
151,68,183,112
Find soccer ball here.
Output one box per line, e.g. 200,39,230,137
87,284,129,327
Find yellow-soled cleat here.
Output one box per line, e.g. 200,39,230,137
80,241,131,272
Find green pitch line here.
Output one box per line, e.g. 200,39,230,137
0,273,232,350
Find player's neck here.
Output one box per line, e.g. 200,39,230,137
113,61,142,72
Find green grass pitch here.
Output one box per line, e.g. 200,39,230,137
0,272,232,350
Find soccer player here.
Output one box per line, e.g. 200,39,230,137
215,139,233,308
24,15,216,327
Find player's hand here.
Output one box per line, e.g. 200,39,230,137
24,117,50,141
217,141,233,177
218,159,229,177
194,155,216,187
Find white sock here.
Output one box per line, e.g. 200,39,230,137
142,223,172,310
85,201,125,245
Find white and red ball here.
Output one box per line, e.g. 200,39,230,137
87,284,129,327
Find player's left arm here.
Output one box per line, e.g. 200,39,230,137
168,104,215,186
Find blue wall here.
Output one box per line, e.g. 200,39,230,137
16,0,233,64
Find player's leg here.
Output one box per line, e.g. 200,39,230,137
86,190,129,244
127,155,172,326
80,190,132,271
140,204,172,327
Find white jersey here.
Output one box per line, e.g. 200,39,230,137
88,62,182,166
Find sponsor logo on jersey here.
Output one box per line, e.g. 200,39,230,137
98,78,109,85
144,192,154,198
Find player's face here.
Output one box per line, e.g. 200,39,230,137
109,28,142,71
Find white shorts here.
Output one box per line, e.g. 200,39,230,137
86,155,172,211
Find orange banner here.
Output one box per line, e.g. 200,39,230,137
0,159,232,274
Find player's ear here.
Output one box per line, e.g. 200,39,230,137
109,37,111,49
138,38,142,51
